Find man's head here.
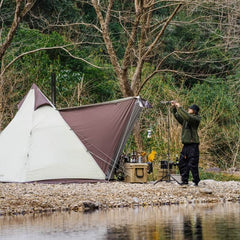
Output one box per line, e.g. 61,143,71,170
188,104,200,115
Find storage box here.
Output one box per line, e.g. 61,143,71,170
124,163,148,183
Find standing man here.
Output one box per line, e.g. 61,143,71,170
171,101,201,186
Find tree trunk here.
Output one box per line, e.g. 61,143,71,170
0,76,4,131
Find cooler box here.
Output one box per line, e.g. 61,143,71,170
124,163,148,183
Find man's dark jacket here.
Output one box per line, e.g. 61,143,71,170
172,107,201,144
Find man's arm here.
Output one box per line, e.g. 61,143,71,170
175,104,200,124
171,102,184,125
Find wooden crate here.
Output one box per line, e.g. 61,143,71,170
124,163,148,183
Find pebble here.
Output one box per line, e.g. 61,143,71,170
0,180,240,216
199,188,213,194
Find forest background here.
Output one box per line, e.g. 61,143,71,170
0,0,240,172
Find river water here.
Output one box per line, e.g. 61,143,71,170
0,203,240,240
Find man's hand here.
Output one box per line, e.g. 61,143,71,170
171,101,180,107
175,102,181,107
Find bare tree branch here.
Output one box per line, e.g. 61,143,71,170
0,45,105,77
143,3,183,59
91,0,134,96
0,0,36,61
105,0,114,27
48,23,103,33
138,51,177,94
0,0,4,9
131,3,183,93
0,0,22,61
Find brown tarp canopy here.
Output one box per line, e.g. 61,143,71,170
60,97,150,180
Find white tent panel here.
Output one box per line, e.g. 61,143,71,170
26,105,105,182
0,89,35,182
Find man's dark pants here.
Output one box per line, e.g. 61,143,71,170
178,143,200,184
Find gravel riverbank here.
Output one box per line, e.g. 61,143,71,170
0,180,240,216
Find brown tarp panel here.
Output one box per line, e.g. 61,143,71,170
60,98,137,176
18,84,53,110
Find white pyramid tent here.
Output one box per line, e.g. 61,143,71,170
0,84,150,183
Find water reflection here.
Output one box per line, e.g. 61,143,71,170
0,203,240,240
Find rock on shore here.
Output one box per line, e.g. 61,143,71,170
0,180,240,216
